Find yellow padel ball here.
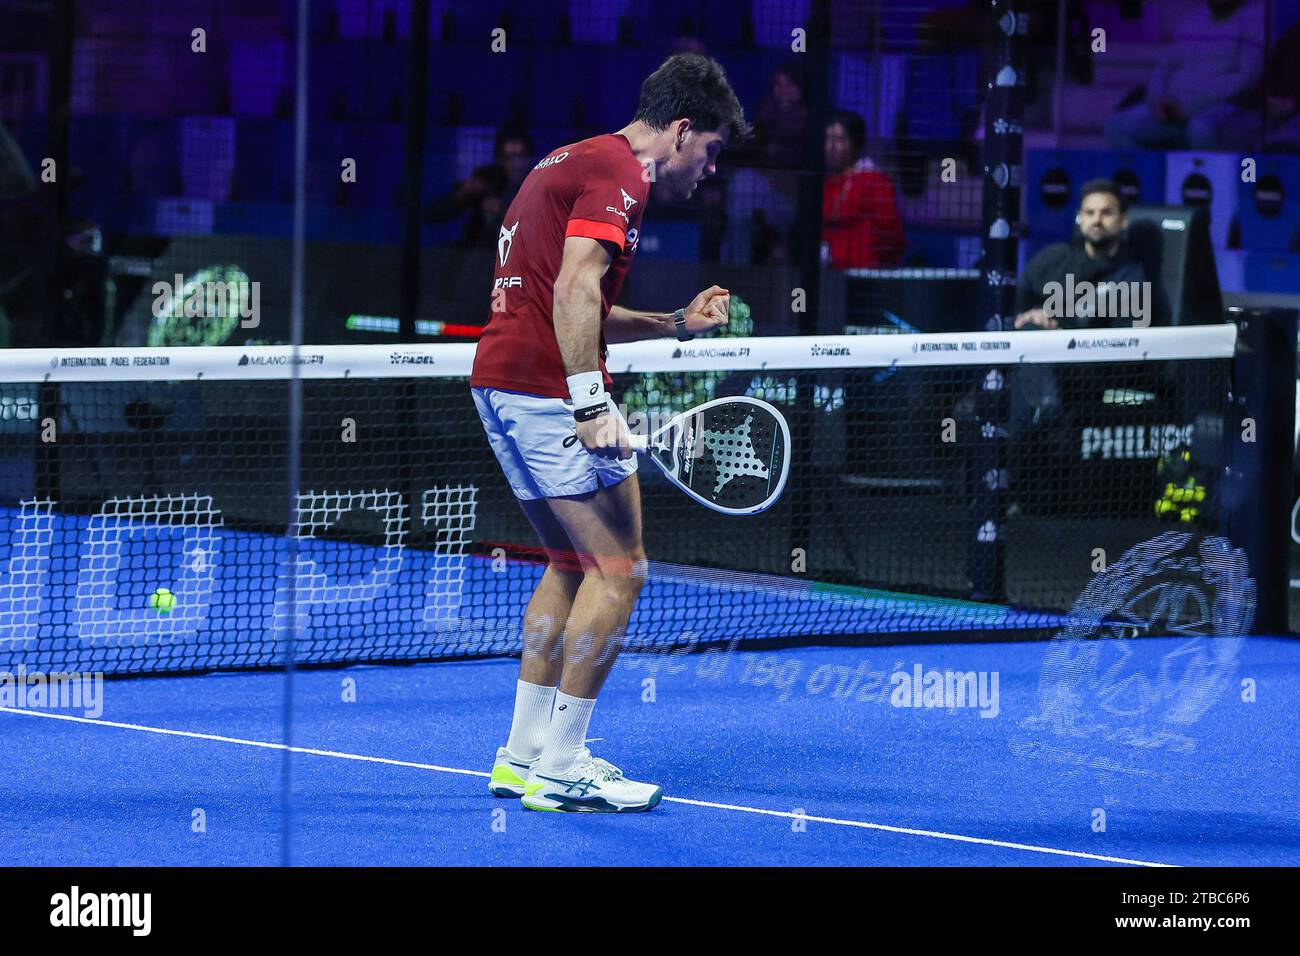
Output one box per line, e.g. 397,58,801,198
149,588,176,615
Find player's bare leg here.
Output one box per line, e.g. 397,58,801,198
489,478,645,801
487,499,581,796
516,498,584,687
519,474,662,811
544,472,646,699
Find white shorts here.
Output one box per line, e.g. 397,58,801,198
471,386,638,500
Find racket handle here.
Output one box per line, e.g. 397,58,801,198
629,434,649,453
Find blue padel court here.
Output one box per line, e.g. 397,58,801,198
3,496,1297,866
4,632,1297,867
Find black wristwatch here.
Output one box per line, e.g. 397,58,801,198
673,308,694,342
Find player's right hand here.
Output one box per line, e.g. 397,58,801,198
577,412,635,460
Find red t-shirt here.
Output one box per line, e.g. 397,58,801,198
821,161,905,270
470,133,649,398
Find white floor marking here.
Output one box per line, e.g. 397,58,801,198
1,706,1175,867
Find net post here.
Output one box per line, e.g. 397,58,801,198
279,0,313,870
969,0,1027,603
788,0,832,580
1225,308,1296,636
398,0,431,343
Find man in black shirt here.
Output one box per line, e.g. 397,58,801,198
1014,178,1170,330
1003,179,1173,504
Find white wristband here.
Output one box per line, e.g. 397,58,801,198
566,371,607,418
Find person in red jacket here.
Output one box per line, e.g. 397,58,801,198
821,111,905,269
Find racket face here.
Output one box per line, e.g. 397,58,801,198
666,397,790,515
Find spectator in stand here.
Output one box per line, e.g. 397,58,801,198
1104,0,1265,151
1014,178,1170,330
821,111,905,269
752,63,808,169
721,64,807,264
428,128,533,247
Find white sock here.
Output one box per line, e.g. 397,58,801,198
505,679,555,761
536,691,597,774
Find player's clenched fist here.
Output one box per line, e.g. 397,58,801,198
683,285,730,336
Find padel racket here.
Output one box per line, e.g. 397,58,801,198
630,396,790,515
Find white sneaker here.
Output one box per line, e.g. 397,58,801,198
521,753,663,813
489,746,534,798
488,745,623,798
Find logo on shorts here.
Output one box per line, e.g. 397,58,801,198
563,435,579,448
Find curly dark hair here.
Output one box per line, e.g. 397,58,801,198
632,53,751,144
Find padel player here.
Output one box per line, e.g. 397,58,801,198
470,54,749,812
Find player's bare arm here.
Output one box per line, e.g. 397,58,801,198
553,235,634,459
553,234,611,370
603,286,732,343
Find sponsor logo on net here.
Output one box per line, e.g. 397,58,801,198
237,353,325,367
912,339,1012,353
809,343,851,357
49,355,172,370
671,345,751,360
0,665,103,718
1067,335,1141,351
389,352,436,366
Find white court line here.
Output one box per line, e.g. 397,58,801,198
1,706,1175,868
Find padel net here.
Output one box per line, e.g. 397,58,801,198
0,323,1257,676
